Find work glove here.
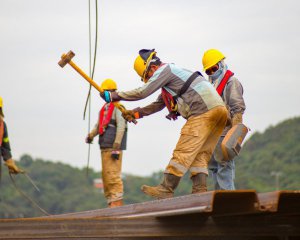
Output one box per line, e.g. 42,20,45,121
85,134,94,144
100,91,121,103
232,112,243,126
100,90,112,103
122,109,138,123
113,142,121,150
5,159,23,174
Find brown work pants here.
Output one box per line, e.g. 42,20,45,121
101,149,123,204
165,106,227,177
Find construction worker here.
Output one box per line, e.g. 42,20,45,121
202,49,246,190
85,79,128,207
100,49,228,199
0,97,22,174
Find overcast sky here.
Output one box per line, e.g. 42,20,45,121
1,0,299,176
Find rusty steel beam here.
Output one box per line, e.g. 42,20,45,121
1,191,299,239
0,213,299,239
258,190,300,214
47,190,259,219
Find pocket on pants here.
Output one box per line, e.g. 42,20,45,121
181,126,199,137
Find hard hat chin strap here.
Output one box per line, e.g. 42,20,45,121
142,52,158,81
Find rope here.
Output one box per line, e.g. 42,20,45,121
9,173,50,216
84,0,99,176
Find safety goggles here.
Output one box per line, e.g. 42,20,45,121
205,64,219,75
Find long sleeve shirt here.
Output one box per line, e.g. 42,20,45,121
0,118,12,161
118,63,225,119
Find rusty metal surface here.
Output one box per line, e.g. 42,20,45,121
0,190,299,239
258,190,300,214
46,190,260,219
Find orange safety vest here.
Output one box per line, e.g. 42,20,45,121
216,70,234,96
98,103,115,135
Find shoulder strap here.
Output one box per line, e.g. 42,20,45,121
216,70,234,96
177,72,200,98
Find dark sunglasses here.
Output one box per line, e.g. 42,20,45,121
205,65,219,75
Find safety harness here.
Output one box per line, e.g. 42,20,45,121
161,71,201,120
98,103,115,135
216,70,234,96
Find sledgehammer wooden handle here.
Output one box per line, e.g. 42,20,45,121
58,50,137,124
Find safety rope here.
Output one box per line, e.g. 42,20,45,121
83,0,99,176
9,173,50,216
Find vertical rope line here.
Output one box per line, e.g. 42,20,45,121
85,0,98,176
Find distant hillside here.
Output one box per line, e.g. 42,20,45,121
1,116,299,218
235,117,300,191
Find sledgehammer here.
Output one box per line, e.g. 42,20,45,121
58,50,137,124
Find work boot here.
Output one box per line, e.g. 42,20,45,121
191,173,207,194
108,199,123,208
141,173,181,199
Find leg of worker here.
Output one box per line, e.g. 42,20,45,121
141,114,209,199
208,137,224,190
101,150,124,207
142,106,227,198
190,106,228,193
209,133,236,190
208,156,221,190
216,159,236,190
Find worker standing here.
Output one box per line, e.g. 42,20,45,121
0,97,22,174
100,49,228,199
202,49,246,190
85,79,128,208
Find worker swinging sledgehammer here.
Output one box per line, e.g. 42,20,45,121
58,50,136,124
99,49,228,199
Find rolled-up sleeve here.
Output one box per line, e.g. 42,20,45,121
114,109,127,144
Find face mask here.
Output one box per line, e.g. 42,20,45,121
210,62,223,81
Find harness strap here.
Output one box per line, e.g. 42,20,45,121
98,103,115,135
177,72,200,98
216,70,234,96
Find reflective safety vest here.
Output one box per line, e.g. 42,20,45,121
216,70,234,96
98,103,115,135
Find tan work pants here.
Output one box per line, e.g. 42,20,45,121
101,149,123,204
165,106,227,177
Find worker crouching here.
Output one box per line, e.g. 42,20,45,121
100,49,228,199
86,79,127,207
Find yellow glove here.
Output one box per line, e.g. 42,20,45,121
232,112,243,126
5,159,23,174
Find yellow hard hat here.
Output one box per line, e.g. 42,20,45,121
202,49,225,71
133,49,156,81
0,96,2,108
101,79,117,91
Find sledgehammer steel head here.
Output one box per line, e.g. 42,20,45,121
58,50,75,67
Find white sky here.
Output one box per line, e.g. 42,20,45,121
1,0,300,176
